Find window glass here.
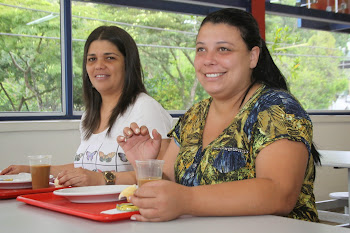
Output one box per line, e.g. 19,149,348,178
266,12,350,110
0,0,62,113
272,0,350,14
0,0,349,116
71,1,208,112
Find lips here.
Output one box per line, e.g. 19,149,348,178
95,74,110,80
205,72,225,78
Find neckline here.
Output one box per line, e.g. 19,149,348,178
200,84,266,150
92,127,108,136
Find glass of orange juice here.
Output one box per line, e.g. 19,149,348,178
135,159,164,187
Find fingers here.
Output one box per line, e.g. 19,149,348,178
0,166,12,175
130,122,141,134
0,166,19,175
123,124,149,137
57,168,103,187
118,123,151,143
129,195,163,221
117,135,127,144
151,129,161,141
57,169,84,187
133,182,159,198
130,214,162,222
130,183,160,208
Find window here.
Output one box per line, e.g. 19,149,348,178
266,14,350,111
70,1,207,113
267,0,350,112
0,0,63,118
0,0,349,121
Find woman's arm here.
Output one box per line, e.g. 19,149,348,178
130,139,308,221
157,139,179,182
1,163,75,177
184,139,308,217
50,163,74,177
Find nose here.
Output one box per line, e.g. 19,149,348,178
95,59,106,70
203,50,217,66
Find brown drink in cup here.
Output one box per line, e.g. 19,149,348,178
138,177,162,187
136,160,164,187
28,155,52,189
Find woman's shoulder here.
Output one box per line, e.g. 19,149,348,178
179,98,211,123
127,92,172,121
133,92,162,106
255,87,308,118
185,98,211,114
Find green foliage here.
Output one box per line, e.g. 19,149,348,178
266,14,349,110
0,0,349,113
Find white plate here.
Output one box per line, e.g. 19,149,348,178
0,174,54,190
53,185,131,203
0,173,32,189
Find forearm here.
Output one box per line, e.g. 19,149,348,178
115,171,137,185
50,163,74,177
185,178,295,217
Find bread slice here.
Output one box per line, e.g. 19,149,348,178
118,184,137,202
54,178,64,188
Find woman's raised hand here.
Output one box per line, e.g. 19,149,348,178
117,122,162,167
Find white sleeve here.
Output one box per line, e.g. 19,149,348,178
127,95,173,139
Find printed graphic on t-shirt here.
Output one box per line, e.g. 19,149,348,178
74,142,132,172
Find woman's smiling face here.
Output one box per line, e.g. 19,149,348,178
194,23,259,100
86,40,125,97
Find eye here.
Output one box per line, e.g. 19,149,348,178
196,47,205,52
87,57,96,62
219,47,230,52
106,56,116,60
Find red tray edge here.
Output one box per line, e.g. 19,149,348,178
16,194,138,222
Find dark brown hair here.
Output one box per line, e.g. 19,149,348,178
200,8,320,165
82,26,146,139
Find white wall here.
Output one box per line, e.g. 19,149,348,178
311,115,350,201
0,121,81,166
0,115,349,201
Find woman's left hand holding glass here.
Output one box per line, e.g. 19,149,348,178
129,180,191,222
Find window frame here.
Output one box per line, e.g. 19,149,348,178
1,0,349,121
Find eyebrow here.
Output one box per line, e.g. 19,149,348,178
87,52,120,56
196,41,234,46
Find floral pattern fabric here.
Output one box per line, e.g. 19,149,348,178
168,85,319,222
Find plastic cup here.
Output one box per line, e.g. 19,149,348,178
28,155,52,189
135,160,164,187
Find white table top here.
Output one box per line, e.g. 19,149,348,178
2,199,350,233
319,150,350,168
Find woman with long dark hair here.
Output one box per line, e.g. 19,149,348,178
1,26,173,187
116,8,320,222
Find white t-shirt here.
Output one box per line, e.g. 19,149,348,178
74,93,173,172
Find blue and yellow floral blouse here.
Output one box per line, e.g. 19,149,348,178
168,85,319,222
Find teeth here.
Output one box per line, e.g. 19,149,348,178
96,75,106,78
205,73,223,78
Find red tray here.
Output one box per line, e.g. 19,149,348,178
0,185,64,199
16,192,139,222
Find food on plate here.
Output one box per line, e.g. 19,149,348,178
117,184,139,211
118,184,137,201
0,178,13,181
116,202,139,211
54,178,64,188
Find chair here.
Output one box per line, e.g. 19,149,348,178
317,192,349,227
